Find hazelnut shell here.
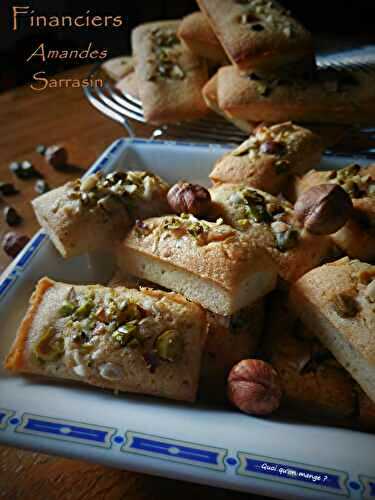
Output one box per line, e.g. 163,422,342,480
167,182,211,217
227,359,282,416
294,183,353,235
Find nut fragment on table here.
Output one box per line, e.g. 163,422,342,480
2,232,29,258
4,206,22,227
167,182,212,217
0,182,19,196
35,179,50,194
294,183,353,235
45,145,68,169
10,160,41,180
227,359,282,415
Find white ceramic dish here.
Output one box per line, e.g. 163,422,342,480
0,138,374,500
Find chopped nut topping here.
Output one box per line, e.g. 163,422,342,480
162,214,232,245
332,293,360,318
65,170,168,215
155,330,183,362
34,327,65,362
232,123,294,162
273,225,299,252
147,28,187,81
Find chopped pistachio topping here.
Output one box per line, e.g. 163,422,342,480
273,226,299,252
151,28,179,48
34,327,64,362
74,299,94,319
230,188,272,225
163,214,228,244
231,123,292,161
147,28,186,81
112,320,140,347
155,330,183,362
66,170,168,213
59,300,77,317
329,164,375,198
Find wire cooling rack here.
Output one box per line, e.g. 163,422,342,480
84,49,375,158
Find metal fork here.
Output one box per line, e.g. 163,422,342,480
84,51,375,158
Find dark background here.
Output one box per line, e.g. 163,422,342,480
1,0,374,92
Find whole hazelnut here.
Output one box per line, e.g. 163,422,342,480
227,359,282,416
167,182,211,217
259,140,286,156
294,183,353,235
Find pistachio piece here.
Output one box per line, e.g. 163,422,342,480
332,293,359,318
155,330,183,362
273,226,299,252
112,321,139,347
74,299,94,319
256,81,271,96
34,327,64,361
59,300,77,317
243,190,272,223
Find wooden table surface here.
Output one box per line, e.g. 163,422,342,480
0,65,270,499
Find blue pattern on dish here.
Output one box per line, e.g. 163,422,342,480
16,414,116,448
123,431,226,471
359,476,375,498
0,409,13,430
237,452,349,495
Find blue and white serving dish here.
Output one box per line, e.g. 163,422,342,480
0,138,374,500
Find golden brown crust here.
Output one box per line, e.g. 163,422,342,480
5,278,207,402
120,216,273,291
32,172,169,259
210,122,323,194
217,65,375,125
132,21,209,124
178,12,228,64
202,74,256,133
32,183,131,258
117,215,278,315
5,277,55,371
197,0,314,73
210,183,331,283
290,258,375,402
